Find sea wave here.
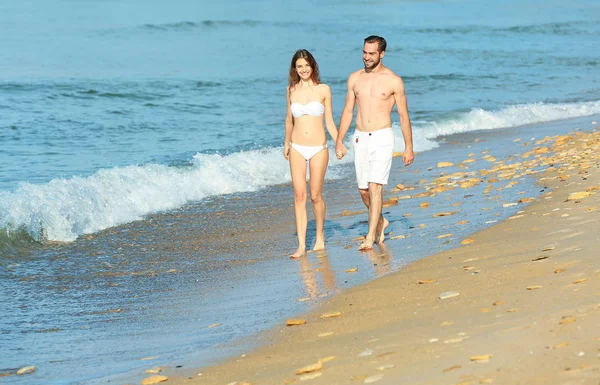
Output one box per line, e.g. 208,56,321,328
411,20,595,36
0,148,353,243
2,99,598,244
143,20,262,30
410,100,600,151
497,21,594,35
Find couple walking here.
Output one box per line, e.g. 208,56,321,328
284,35,415,259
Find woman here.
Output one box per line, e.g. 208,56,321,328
284,49,338,259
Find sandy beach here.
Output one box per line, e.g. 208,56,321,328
145,124,600,385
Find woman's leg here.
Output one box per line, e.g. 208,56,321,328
289,148,308,258
308,148,329,250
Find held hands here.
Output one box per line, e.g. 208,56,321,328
335,142,347,160
403,148,415,166
284,142,291,161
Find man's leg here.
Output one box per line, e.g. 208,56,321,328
358,187,388,245
359,182,383,250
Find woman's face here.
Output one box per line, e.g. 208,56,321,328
295,58,312,81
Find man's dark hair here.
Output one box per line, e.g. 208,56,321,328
364,35,387,53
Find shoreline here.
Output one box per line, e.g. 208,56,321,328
160,124,600,384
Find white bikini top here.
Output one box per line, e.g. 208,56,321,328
290,101,325,118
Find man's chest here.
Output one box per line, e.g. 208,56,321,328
354,79,393,101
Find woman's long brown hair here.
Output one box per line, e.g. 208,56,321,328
288,49,321,90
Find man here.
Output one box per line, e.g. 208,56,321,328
336,35,415,251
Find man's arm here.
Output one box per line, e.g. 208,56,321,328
284,87,293,160
393,76,414,166
336,73,357,159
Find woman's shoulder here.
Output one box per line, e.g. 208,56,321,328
317,83,331,92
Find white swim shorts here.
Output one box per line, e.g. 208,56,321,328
352,128,395,189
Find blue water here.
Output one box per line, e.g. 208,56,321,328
2,0,600,240
1,0,600,383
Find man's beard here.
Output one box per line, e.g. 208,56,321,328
364,57,380,71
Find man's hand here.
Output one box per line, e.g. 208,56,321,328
284,142,291,161
335,142,347,160
402,148,414,166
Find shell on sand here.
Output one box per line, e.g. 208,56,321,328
526,285,542,290
299,372,322,380
559,316,576,325
141,375,168,385
439,291,460,300
470,355,492,362
318,356,336,364
295,361,323,375
364,374,384,383
443,365,462,372
433,211,458,217
341,210,366,216
566,191,591,201
286,319,307,326
16,366,36,375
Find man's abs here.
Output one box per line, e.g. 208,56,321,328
354,94,395,132
355,110,393,132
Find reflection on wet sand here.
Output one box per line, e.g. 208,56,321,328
297,251,338,299
363,242,393,276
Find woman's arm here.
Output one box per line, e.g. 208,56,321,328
323,84,338,142
284,86,293,160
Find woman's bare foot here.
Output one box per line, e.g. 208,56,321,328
378,218,389,244
290,246,306,259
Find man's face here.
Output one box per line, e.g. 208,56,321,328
363,42,382,70
295,58,312,81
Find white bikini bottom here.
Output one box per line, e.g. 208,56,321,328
290,142,327,160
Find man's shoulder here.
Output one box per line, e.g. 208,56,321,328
349,69,365,80
347,69,366,86
381,66,402,80
380,69,404,89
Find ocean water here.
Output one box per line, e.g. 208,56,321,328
1,0,599,383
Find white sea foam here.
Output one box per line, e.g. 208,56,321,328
0,147,352,242
396,100,600,151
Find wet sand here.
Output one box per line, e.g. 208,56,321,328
156,125,600,385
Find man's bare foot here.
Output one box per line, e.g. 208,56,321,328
378,218,389,244
313,235,325,251
290,246,306,259
358,238,375,251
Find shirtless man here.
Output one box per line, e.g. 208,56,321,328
336,35,415,251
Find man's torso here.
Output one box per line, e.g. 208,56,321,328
353,69,397,132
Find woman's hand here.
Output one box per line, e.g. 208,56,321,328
284,142,291,160
335,142,347,160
